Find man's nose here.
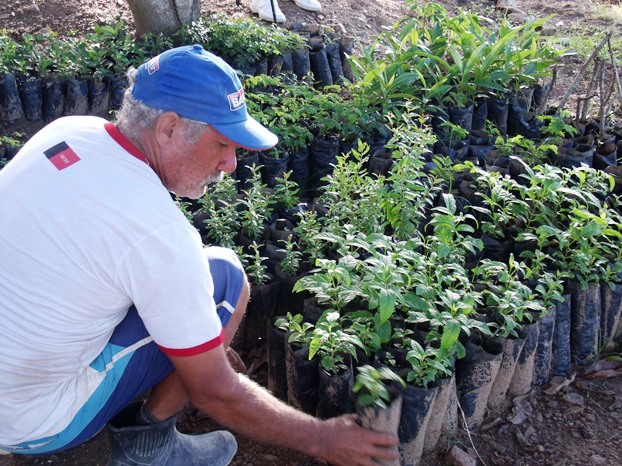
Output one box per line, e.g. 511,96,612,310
218,150,237,174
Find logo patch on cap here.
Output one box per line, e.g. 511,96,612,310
227,89,245,112
147,56,160,75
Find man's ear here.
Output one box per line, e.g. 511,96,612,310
154,112,183,146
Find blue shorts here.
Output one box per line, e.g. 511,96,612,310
17,246,244,455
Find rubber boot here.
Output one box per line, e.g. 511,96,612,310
294,0,321,12
108,403,237,466
250,0,286,23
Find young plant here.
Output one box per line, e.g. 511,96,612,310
293,254,361,312
355,233,418,346
292,208,326,264
353,365,406,409
424,192,483,264
308,310,364,375
277,234,303,277
175,196,195,224
390,325,415,350
512,162,565,232
467,164,529,240
274,312,314,348
518,164,621,289
405,340,453,388
241,241,270,287
0,132,25,147
511,135,558,167
245,76,322,153
472,255,544,338
238,163,275,241
532,269,566,311
405,259,487,361
317,143,385,236
437,120,468,152
344,310,384,358
273,170,300,212
0,131,25,167
379,108,438,241
537,110,579,143
199,174,241,248
173,14,307,69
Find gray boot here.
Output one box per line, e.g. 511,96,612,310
107,403,237,466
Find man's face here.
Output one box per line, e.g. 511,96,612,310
166,124,238,199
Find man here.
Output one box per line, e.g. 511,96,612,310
0,45,399,465
250,0,322,23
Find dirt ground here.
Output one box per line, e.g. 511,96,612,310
1,0,622,465
0,0,410,50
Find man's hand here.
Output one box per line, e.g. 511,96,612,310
317,414,400,466
226,347,247,374
170,348,399,465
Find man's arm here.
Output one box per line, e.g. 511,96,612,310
169,345,399,466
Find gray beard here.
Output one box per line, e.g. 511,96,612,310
205,172,224,185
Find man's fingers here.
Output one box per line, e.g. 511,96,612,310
370,443,400,461
322,414,400,465
226,347,247,374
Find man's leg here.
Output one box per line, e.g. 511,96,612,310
208,246,250,348
16,246,248,457
224,274,249,348
10,307,175,455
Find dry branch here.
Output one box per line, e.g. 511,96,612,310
558,32,612,111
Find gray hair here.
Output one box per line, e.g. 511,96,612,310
115,67,211,145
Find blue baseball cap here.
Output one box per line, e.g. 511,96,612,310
132,45,278,151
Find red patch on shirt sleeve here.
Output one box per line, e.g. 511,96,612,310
44,141,81,170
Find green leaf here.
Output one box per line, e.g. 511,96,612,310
309,337,321,360
440,321,461,349
378,289,397,324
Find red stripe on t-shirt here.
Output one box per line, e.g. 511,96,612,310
157,330,225,357
104,122,150,166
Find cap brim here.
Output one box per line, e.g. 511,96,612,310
212,116,278,151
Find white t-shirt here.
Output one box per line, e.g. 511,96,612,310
0,116,223,445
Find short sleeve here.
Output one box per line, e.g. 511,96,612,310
116,220,224,353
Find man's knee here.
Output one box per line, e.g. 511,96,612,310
205,246,247,327
237,272,250,314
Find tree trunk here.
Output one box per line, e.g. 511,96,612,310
126,0,201,36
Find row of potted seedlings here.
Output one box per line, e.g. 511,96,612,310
0,13,356,136
5,3,612,191
2,4,622,464
4,98,617,462
183,105,622,463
